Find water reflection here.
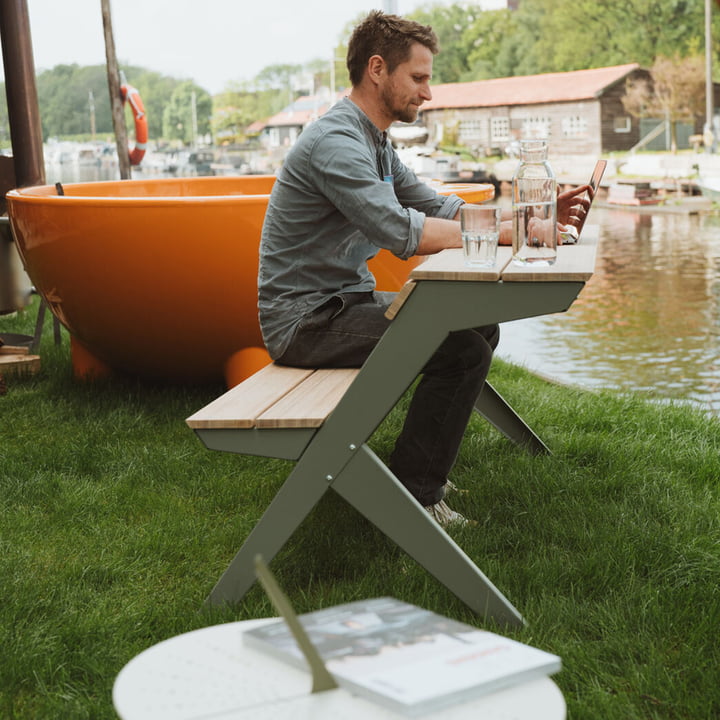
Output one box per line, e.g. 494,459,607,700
499,206,720,412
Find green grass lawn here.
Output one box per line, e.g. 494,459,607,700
2,298,719,719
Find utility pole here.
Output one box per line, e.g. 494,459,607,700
89,90,96,140
705,0,714,151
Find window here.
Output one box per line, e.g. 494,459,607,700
561,116,588,138
490,117,510,143
458,119,487,144
521,116,551,139
614,116,632,133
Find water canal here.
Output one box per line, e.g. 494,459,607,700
43,160,720,413
499,204,720,414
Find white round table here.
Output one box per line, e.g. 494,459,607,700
113,619,566,719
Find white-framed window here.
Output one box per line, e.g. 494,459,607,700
521,116,551,139
458,119,487,144
268,127,280,147
614,116,632,133
561,115,588,138
490,117,510,143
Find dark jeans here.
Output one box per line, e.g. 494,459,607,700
275,291,499,506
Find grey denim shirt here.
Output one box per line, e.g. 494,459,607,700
258,97,463,358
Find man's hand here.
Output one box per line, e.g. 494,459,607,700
557,184,591,229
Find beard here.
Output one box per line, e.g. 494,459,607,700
381,84,420,124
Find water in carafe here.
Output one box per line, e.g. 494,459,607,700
511,139,557,265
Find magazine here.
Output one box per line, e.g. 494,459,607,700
242,597,561,716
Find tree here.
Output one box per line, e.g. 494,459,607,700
162,81,212,145
124,68,184,144
35,64,111,138
463,8,520,80
411,0,715,82
211,82,289,143
411,2,482,83
623,54,706,152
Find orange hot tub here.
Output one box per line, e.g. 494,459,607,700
6,176,493,384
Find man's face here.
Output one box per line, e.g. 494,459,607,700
379,42,433,124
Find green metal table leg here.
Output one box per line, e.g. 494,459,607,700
475,381,551,456
331,445,524,627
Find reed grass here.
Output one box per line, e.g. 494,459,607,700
2,298,719,719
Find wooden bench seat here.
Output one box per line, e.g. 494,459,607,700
186,363,360,430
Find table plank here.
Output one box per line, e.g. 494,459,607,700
500,243,596,282
410,247,513,281
409,243,596,283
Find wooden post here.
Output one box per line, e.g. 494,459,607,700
0,0,46,188
100,0,131,179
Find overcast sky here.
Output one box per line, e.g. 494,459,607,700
0,0,505,95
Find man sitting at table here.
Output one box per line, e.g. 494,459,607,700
259,11,588,527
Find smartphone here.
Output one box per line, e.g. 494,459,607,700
561,159,607,243
575,159,607,235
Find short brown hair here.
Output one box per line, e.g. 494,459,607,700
346,11,439,87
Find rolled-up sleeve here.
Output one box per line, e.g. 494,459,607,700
391,153,464,221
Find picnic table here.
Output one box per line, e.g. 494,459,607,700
187,235,598,627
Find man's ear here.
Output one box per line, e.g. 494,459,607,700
367,54,386,85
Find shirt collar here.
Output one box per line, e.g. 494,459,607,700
343,97,387,147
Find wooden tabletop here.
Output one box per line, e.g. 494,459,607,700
410,242,597,283
386,233,597,321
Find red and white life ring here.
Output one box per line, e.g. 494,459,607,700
120,82,148,166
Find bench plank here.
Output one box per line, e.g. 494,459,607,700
256,368,360,429
186,364,313,429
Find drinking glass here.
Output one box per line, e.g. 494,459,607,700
460,204,501,267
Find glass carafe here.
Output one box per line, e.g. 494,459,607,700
511,139,557,265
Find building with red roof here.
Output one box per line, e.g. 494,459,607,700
418,64,653,156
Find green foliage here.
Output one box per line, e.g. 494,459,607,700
161,81,212,144
212,83,287,142
409,0,719,80
412,2,484,83
35,64,110,139
19,63,199,143
254,63,303,90
623,53,707,150
126,68,191,143
513,0,707,73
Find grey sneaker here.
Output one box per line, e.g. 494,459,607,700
424,499,469,528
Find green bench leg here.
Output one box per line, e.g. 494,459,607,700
204,468,330,608
331,445,524,627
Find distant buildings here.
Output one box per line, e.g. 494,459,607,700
253,63,718,157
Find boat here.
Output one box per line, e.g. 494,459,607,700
396,146,501,198
696,175,720,201
606,182,662,206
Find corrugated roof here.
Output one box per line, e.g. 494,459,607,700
422,63,641,110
